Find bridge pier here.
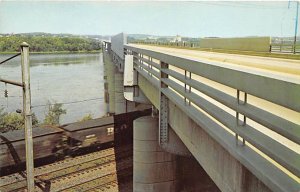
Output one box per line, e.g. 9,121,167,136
133,116,177,192
114,72,126,114
104,50,115,114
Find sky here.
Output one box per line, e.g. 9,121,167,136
0,0,299,38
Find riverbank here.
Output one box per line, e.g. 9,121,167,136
0,50,101,55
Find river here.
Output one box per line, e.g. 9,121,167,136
0,53,106,124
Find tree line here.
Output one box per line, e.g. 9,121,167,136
0,103,66,133
0,102,94,133
0,35,101,52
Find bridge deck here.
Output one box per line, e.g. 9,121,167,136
126,44,300,187
129,44,300,83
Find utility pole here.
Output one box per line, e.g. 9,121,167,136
294,1,299,54
21,42,35,192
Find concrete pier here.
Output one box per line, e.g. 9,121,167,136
114,72,126,114
105,52,115,114
133,116,177,192
102,53,109,114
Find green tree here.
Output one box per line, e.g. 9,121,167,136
1,113,24,132
78,114,93,122
0,34,101,52
43,102,66,126
0,108,39,133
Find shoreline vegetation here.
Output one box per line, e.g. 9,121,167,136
0,50,101,55
0,33,102,54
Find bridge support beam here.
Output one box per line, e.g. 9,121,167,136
133,116,177,192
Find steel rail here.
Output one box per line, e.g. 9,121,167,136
133,55,161,70
0,148,133,191
134,66,160,88
161,68,300,145
0,146,132,187
136,53,300,146
162,77,300,177
134,60,160,78
126,45,300,112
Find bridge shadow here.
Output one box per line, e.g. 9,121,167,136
0,135,52,191
113,109,151,192
176,155,220,192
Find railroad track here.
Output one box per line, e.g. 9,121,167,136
63,167,133,192
89,180,133,192
0,145,133,192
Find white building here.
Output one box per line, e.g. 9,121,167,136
170,35,182,43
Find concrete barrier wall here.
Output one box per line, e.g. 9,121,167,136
111,33,127,59
199,37,271,52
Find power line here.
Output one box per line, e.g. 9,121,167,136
31,97,104,108
0,53,21,65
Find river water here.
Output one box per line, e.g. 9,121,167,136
0,53,106,124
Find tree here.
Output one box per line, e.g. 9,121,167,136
0,107,39,133
1,112,24,132
0,35,102,52
78,114,93,122
43,102,66,126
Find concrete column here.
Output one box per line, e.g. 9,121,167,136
106,56,115,114
102,52,109,114
114,72,126,114
133,116,177,192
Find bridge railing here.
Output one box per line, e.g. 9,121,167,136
270,44,300,54
124,45,300,192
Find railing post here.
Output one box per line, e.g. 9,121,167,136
21,42,35,192
184,71,192,106
132,51,140,97
236,90,247,146
159,61,169,145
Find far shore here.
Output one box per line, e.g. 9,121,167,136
0,50,101,55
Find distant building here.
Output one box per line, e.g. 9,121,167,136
170,35,182,43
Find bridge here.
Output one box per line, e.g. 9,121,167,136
102,33,300,192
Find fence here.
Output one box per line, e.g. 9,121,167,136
270,44,300,54
133,40,300,54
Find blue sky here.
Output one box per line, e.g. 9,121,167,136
0,1,298,37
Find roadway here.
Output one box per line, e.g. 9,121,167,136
129,44,300,83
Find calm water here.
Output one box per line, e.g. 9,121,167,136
0,53,105,124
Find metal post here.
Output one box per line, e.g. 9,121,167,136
21,42,35,192
294,1,299,54
159,61,169,145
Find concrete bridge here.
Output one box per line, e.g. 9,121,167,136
102,33,300,192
